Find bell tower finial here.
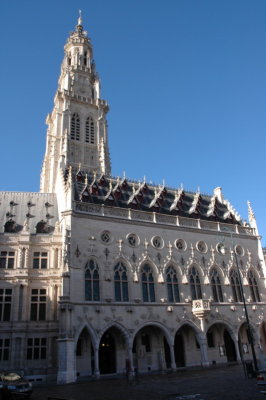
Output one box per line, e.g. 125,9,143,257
76,10,83,34
78,10,82,26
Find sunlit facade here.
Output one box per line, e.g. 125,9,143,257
0,17,266,383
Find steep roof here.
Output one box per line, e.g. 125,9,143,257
71,171,241,225
0,192,59,234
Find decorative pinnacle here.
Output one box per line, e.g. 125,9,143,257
78,10,82,26
247,201,255,220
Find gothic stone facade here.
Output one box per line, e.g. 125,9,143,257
0,17,266,384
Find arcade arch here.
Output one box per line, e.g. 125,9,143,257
132,324,172,373
99,325,128,375
206,322,238,364
174,323,202,367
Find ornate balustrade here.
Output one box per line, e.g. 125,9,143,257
74,201,255,236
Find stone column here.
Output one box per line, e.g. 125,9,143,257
25,248,29,269
191,299,211,367
233,334,241,361
127,345,134,379
170,344,177,371
198,334,209,367
57,337,76,383
94,346,100,379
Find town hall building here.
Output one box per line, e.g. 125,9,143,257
0,16,266,383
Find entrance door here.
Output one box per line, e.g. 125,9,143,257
174,332,185,367
224,330,237,362
99,332,116,374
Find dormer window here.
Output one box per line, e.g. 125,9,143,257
70,113,80,141
85,117,95,144
36,220,50,234
4,220,17,233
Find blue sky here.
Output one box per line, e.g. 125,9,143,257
0,1,265,244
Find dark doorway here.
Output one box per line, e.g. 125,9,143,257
99,332,116,374
163,337,171,369
224,329,237,362
174,332,185,367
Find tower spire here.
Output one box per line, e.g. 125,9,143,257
40,16,111,193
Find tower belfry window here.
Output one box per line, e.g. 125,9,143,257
84,51,87,66
85,117,95,144
70,113,80,141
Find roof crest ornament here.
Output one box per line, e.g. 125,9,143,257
223,198,241,223
189,191,201,214
103,181,114,201
170,187,183,212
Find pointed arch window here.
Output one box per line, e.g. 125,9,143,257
210,268,223,302
70,113,80,141
189,266,202,300
248,270,260,302
141,264,155,302
85,259,100,301
166,266,180,303
114,261,129,302
230,269,243,302
85,116,95,144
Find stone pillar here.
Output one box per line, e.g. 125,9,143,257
94,346,100,379
57,338,76,383
233,334,241,361
127,345,134,379
198,334,209,367
18,248,23,268
170,344,177,371
25,248,29,269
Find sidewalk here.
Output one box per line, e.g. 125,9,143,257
32,364,265,400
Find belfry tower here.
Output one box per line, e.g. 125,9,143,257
40,14,111,193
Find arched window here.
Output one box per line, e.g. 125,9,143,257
230,269,243,302
248,270,260,302
210,268,223,302
141,264,155,302
114,261,129,302
189,266,202,300
85,259,100,301
70,113,80,141
83,51,87,66
85,116,95,144
166,266,180,303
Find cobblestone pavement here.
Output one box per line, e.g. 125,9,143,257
32,364,266,400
